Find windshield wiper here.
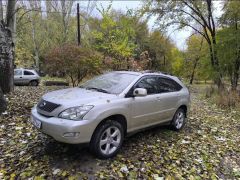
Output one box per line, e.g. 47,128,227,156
85,87,110,94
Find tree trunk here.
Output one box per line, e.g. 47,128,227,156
189,38,203,84
231,56,240,91
231,21,240,91
0,0,3,21
0,21,14,94
189,57,199,84
29,2,40,71
6,0,16,39
0,87,7,114
211,35,224,90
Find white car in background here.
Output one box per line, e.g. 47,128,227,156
14,68,40,86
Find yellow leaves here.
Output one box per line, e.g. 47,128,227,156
15,46,34,68
61,170,68,177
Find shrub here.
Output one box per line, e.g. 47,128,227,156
205,85,240,108
216,90,240,108
44,44,103,86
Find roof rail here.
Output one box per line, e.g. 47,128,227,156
142,70,173,76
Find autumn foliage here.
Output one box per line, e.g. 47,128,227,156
44,44,103,86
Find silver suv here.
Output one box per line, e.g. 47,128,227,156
31,71,190,158
14,68,40,86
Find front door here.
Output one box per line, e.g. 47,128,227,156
14,69,23,84
129,76,161,129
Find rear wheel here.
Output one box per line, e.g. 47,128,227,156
90,120,124,159
171,108,186,130
29,80,38,86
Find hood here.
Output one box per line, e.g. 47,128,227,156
42,87,117,106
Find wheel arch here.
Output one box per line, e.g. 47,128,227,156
178,105,188,117
29,79,39,83
92,114,127,137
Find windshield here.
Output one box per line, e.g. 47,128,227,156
80,72,138,94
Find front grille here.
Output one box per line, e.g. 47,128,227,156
37,99,60,112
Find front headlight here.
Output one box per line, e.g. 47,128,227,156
59,105,93,120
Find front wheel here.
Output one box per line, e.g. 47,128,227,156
90,120,124,159
171,108,186,130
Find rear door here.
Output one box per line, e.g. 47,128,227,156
23,70,35,84
153,77,183,122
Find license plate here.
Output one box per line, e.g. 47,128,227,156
31,116,42,129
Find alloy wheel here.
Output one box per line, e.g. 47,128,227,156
99,126,121,155
175,111,184,129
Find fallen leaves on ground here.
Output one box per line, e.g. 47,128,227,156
0,85,239,179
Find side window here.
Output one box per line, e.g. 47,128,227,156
24,70,34,75
158,77,182,93
14,70,22,76
135,77,159,95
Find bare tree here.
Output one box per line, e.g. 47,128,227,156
50,0,75,43
28,1,41,71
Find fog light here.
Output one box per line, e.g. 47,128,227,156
63,132,80,137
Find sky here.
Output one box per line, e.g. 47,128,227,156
88,0,224,50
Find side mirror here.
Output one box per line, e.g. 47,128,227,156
133,88,147,97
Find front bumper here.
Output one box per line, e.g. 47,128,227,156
31,107,97,144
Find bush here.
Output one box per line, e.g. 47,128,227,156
216,90,240,108
205,85,216,98
205,85,240,108
44,44,103,86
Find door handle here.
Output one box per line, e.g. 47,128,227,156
20,77,22,78
156,97,161,101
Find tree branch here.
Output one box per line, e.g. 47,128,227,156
182,0,211,30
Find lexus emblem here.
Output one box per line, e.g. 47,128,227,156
40,101,46,107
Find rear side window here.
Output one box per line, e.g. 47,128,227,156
158,77,182,93
24,70,34,75
14,70,22,76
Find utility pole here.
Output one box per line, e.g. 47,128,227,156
77,3,81,46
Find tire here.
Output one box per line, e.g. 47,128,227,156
29,80,38,86
90,120,124,159
171,108,186,131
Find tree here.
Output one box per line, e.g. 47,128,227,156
219,1,240,90
144,0,224,89
0,0,3,20
49,0,75,43
184,35,208,84
90,5,136,69
45,44,103,87
171,48,184,77
0,87,7,114
147,30,174,71
0,0,16,94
